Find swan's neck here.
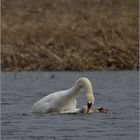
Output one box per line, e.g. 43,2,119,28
70,82,81,96
69,78,94,103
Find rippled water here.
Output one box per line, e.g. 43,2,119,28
1,71,139,140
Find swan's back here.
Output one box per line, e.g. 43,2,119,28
32,89,76,113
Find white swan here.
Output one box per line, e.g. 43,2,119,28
31,77,94,113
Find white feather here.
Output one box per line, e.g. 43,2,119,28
31,77,94,113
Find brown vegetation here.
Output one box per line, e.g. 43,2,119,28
1,0,139,71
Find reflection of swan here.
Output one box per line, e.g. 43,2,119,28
32,77,94,113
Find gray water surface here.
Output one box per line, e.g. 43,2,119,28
1,71,139,140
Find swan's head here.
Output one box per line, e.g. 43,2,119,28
87,94,94,113
77,77,94,113
80,106,93,113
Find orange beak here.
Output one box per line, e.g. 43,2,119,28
87,102,92,113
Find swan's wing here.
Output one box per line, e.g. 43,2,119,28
32,89,77,113
59,99,78,113
32,102,50,113
60,108,80,114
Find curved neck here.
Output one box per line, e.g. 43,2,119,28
69,77,94,103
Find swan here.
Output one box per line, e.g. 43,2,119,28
31,77,94,113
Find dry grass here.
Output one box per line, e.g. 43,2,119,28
1,0,139,71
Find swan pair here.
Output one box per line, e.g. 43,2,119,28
32,77,107,113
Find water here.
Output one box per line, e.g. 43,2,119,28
1,71,139,140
